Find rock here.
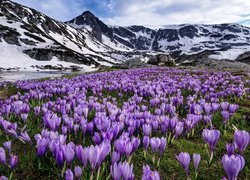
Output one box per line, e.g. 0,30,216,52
24,48,100,67
148,54,175,66
236,51,250,64
20,38,36,46
70,65,82,71
113,58,153,69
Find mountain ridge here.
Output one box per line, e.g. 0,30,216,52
0,0,250,71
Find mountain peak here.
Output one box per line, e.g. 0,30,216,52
66,10,98,27
81,10,96,17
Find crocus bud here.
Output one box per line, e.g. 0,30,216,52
234,130,249,154
222,154,245,180
226,143,235,156
193,153,201,171
176,152,190,176
3,141,11,153
0,148,6,165
143,136,150,150
74,166,82,178
150,137,161,153
10,155,18,169
64,169,74,180
112,151,121,164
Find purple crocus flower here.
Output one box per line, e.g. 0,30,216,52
34,106,41,116
228,104,239,114
64,169,74,180
142,165,160,180
142,124,152,136
121,161,134,180
112,151,121,164
88,142,111,170
0,176,8,180
37,138,48,157
152,120,159,131
21,113,28,122
202,129,220,152
3,141,11,153
203,115,213,127
212,103,220,112
55,149,64,167
0,148,6,165
74,166,82,178
204,103,212,115
143,136,150,150
221,111,230,124
170,117,178,129
114,137,126,155
75,145,88,167
220,102,229,111
150,138,161,153
82,107,88,118
193,153,201,171
131,137,140,153
63,143,75,163
234,130,249,154
61,126,67,135
226,143,235,156
176,152,190,176
92,132,102,145
10,155,18,169
125,143,133,158
174,121,184,138
111,162,122,180
222,154,245,180
19,131,32,144
159,137,167,157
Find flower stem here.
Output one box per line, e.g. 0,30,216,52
195,172,198,179
61,162,66,178
209,151,214,166
90,172,94,180
9,172,13,180
170,136,175,145
191,129,194,137
96,166,101,180
143,150,146,159
152,154,156,165
157,158,161,167
168,133,172,144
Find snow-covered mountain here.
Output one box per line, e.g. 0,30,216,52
0,0,133,70
0,0,250,71
67,11,250,61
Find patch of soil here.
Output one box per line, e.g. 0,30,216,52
0,89,8,99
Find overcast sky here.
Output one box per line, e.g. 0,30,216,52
12,0,250,26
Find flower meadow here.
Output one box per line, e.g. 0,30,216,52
0,67,249,179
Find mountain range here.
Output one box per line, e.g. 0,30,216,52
0,0,250,71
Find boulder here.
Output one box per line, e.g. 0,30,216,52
148,54,175,66
113,58,153,69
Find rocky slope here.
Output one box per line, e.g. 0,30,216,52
67,11,250,61
0,0,250,71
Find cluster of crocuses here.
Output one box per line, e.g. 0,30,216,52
0,67,249,179
143,136,166,165
0,141,18,179
222,130,249,180
176,152,201,178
